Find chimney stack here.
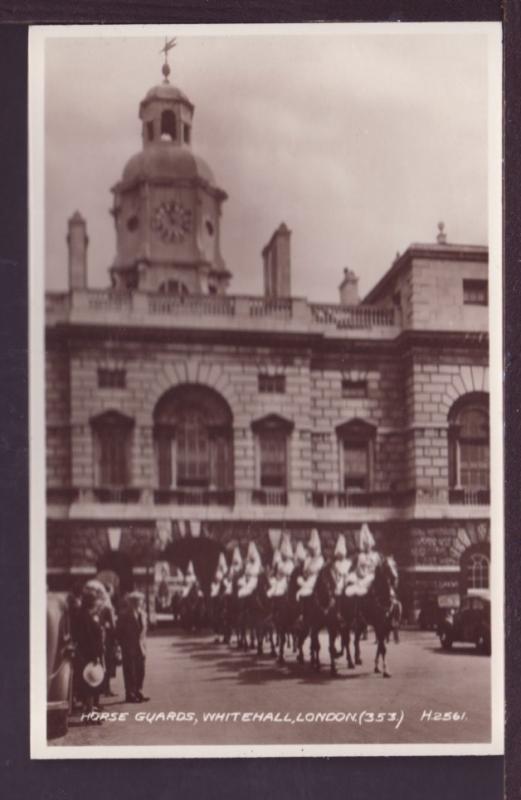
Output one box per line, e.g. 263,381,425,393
339,268,359,306
262,223,291,298
67,211,88,290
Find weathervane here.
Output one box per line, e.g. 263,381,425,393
159,36,177,84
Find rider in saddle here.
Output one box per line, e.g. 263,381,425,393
296,529,324,600
330,533,352,596
267,533,295,598
237,541,263,598
222,546,243,596
180,561,203,599
210,552,228,598
345,523,381,597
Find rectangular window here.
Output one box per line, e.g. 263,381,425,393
98,427,128,486
463,279,488,306
258,374,286,394
341,379,368,399
343,441,369,491
98,368,126,389
259,433,287,489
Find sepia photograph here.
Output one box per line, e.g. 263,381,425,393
29,23,503,758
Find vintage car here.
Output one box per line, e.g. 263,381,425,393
418,592,460,630
437,592,491,654
47,592,75,739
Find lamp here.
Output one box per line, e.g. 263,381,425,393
107,527,122,552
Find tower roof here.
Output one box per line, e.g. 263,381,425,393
139,82,194,113
118,145,219,191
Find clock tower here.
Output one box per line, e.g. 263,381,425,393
109,52,230,295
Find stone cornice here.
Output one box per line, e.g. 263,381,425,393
363,243,488,305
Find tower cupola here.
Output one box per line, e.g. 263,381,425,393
109,40,230,295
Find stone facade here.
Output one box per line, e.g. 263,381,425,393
44,70,491,622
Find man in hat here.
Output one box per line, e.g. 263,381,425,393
180,561,202,599
237,541,263,598
330,533,352,596
267,533,295,598
223,546,243,596
345,523,381,597
210,552,228,598
116,590,149,703
296,529,324,600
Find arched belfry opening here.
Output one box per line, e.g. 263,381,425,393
153,385,234,500
160,109,177,141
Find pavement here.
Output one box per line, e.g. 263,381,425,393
51,628,491,748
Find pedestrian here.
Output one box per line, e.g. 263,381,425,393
75,584,105,723
116,590,150,703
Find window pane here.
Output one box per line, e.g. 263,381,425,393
177,411,209,485
467,554,489,590
260,433,286,488
100,427,127,486
343,442,368,491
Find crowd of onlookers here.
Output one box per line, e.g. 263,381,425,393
67,580,149,725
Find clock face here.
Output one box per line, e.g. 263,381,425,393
151,200,192,243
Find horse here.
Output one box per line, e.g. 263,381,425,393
178,582,206,632
272,565,306,665
249,572,277,657
362,556,400,678
307,565,347,675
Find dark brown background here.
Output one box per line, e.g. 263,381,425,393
0,1,517,798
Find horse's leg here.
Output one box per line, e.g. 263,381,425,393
297,631,305,664
374,637,382,674
344,629,355,669
328,627,338,675
354,629,362,666
381,632,391,678
277,627,285,665
312,629,321,671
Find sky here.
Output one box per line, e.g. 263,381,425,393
43,26,492,302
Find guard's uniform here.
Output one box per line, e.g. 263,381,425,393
296,529,324,600
237,542,262,598
267,533,294,598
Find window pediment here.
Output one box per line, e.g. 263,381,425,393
251,413,294,434
336,418,376,440
90,409,134,429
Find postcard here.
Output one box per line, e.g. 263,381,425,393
30,22,503,758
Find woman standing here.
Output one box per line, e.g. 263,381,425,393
74,584,104,723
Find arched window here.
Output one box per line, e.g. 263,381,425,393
448,394,489,492
160,110,177,141
153,386,233,498
466,552,490,592
90,410,134,488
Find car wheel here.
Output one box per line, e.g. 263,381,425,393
440,629,453,650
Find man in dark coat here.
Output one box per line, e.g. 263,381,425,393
116,591,149,703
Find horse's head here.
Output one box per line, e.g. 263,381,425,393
373,556,399,601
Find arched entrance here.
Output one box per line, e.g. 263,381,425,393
162,536,224,594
